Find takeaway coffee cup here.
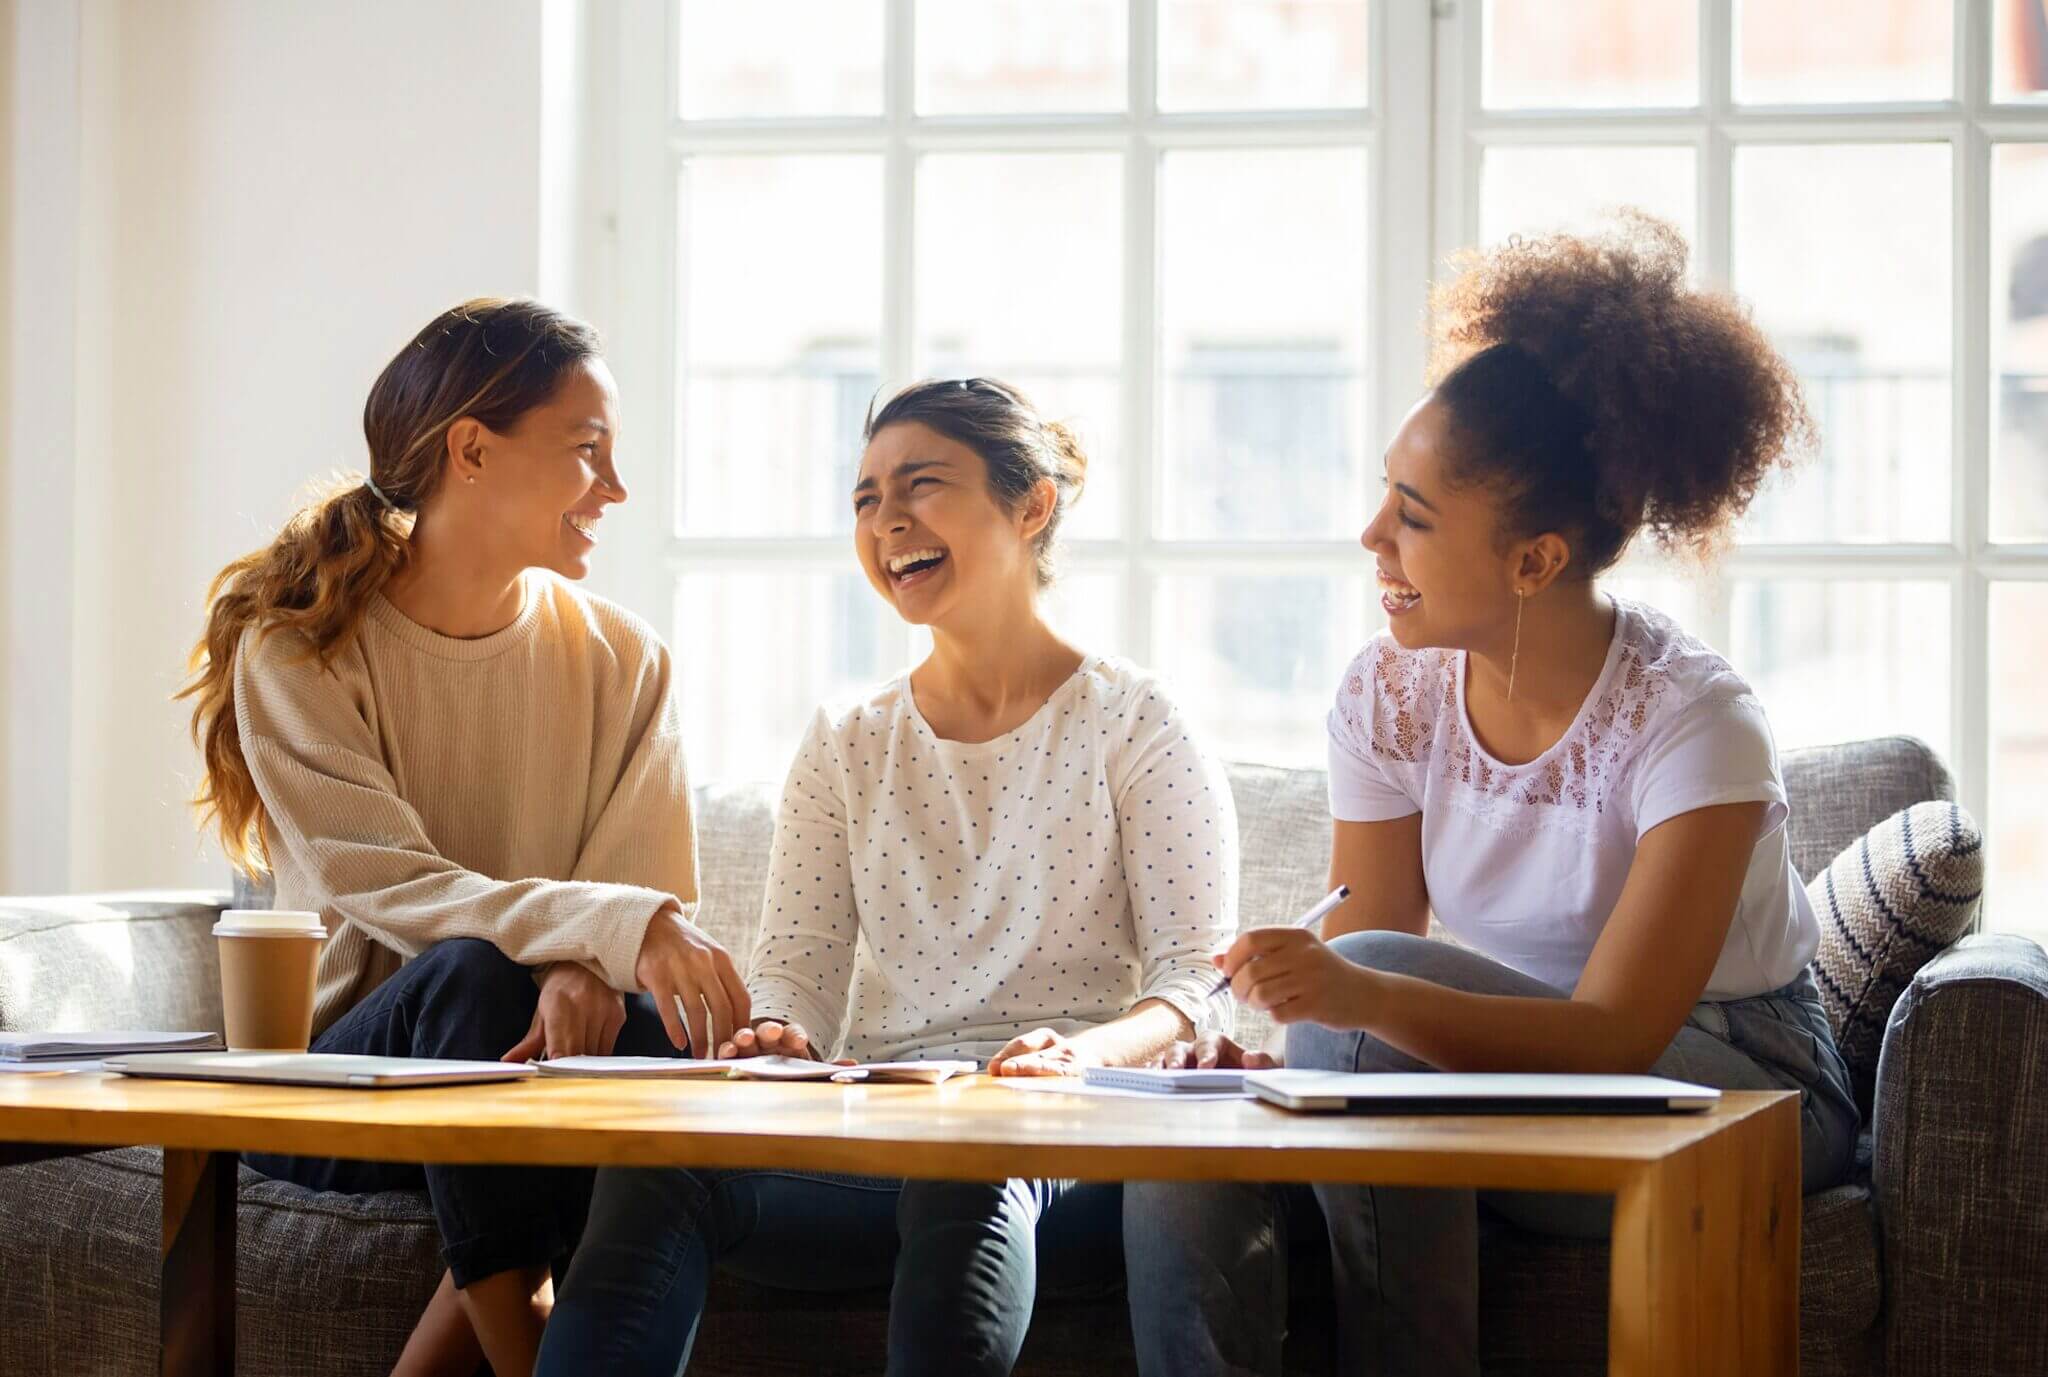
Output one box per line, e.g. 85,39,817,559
214,910,326,1052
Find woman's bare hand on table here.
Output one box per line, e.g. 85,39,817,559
633,900,751,1056
1153,1033,1279,1071
501,962,626,1063
716,1020,851,1065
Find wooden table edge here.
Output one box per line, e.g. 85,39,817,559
0,1080,1799,1191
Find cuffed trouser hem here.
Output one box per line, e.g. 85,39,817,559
443,1223,576,1290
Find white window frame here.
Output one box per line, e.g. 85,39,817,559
618,0,1433,717
611,0,2048,928
1435,0,2048,879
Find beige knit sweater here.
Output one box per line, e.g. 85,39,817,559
234,574,699,1037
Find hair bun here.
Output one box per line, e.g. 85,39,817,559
1041,419,1090,502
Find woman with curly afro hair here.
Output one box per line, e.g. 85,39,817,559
1123,214,1862,1376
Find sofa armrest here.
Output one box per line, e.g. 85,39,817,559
1872,932,2048,1377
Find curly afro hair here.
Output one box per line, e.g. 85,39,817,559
1428,211,1815,574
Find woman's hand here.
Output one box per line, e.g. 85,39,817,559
1153,1033,1280,1071
1217,927,1374,1028
501,963,626,1063
634,901,751,1055
715,1020,854,1064
989,1028,1105,1077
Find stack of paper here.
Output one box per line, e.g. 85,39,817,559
0,1030,224,1061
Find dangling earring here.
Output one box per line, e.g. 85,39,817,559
1508,589,1526,703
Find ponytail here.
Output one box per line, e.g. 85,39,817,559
178,297,602,875
179,480,410,874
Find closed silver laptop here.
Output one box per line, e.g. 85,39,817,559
1245,1071,1720,1114
102,1052,537,1089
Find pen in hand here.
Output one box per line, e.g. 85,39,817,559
1207,885,1352,999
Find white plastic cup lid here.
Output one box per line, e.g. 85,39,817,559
214,909,326,938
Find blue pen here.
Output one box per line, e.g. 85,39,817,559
1208,884,1352,999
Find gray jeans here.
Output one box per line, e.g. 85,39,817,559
1123,929,1861,1377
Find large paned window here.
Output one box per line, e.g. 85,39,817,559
629,0,2048,940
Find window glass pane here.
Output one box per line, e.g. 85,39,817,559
1154,573,1380,767
1158,0,1369,111
1994,0,2048,101
1728,580,1950,759
1991,583,2048,936
1479,145,1697,250
1160,148,1369,540
678,0,883,118
678,156,881,538
1733,144,1952,543
1483,0,1697,109
1605,569,1707,635
916,153,1123,540
1736,0,1951,104
1991,144,2048,541
1044,568,1129,659
913,567,1130,664
916,0,1126,114
677,570,902,785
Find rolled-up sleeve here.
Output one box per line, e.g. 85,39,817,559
1112,680,1240,1037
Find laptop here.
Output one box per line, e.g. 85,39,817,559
101,1052,538,1090
1244,1071,1720,1114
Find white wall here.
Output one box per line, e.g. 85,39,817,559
0,0,14,889
4,0,559,893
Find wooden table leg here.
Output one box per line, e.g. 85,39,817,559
1607,1097,1800,1377
161,1148,236,1377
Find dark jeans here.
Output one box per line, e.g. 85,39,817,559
244,937,682,1288
535,1168,1123,1377
1124,929,1863,1377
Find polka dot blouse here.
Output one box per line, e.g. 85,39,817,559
747,655,1240,1065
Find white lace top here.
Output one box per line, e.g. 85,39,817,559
1327,598,1818,1000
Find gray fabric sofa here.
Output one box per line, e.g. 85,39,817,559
3,740,2043,1375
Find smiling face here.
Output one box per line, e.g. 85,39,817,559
1363,395,1542,650
464,357,625,580
851,421,1050,627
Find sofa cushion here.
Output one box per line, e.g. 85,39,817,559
1222,762,1338,1052
1781,736,1954,883
1807,801,1984,1115
692,781,778,960
0,1146,441,1377
0,892,227,1035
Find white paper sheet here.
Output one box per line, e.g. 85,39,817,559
0,1059,103,1075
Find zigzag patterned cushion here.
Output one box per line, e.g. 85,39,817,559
1807,800,1983,1115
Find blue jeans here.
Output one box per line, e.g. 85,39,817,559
535,1168,1122,1376
1124,929,1862,1377
245,937,683,1287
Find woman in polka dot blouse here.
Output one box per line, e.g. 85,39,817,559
538,377,1241,1377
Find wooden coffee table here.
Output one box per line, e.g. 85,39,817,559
0,1073,1799,1376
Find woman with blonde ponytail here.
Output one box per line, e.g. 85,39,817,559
181,298,748,1377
